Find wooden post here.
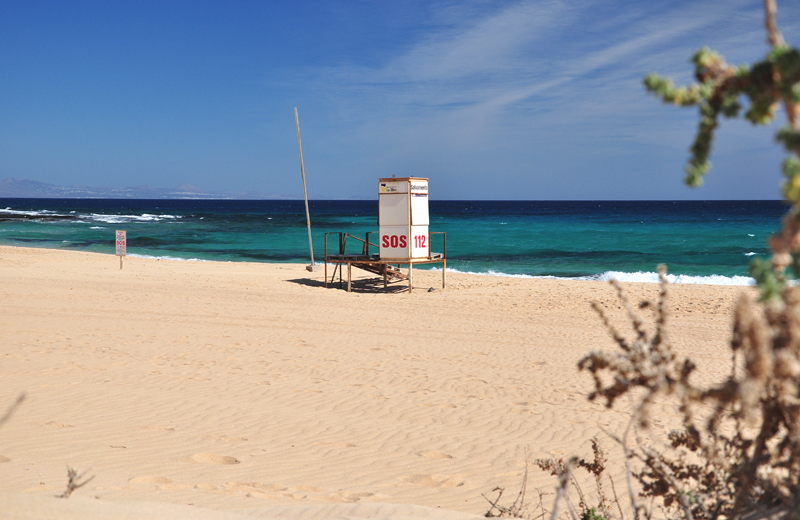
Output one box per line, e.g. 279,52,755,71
347,262,352,293
408,263,413,293
442,259,446,289
120,256,123,270
383,265,388,289
295,108,315,269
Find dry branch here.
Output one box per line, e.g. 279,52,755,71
56,466,95,499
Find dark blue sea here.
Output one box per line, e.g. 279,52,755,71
0,199,787,285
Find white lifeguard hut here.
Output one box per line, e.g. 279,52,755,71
378,177,429,261
324,177,446,293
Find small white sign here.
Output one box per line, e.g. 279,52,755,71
115,230,127,256
379,225,429,260
379,181,405,194
379,226,409,259
410,181,428,194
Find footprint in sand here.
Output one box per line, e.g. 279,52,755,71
204,435,248,442
418,451,453,459
129,476,173,484
23,485,60,492
189,453,240,465
160,483,194,490
43,421,72,428
294,485,325,492
224,482,290,493
323,491,375,503
313,442,357,448
220,482,299,498
223,483,263,496
0,455,10,463
400,474,464,487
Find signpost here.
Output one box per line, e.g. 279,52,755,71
115,230,126,269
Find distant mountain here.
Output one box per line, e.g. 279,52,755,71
0,177,273,199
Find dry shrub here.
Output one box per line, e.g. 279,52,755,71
485,440,620,520
580,265,800,520
535,439,621,520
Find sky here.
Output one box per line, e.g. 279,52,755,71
1,1,799,200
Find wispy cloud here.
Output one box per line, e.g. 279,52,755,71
304,0,786,131
285,0,800,198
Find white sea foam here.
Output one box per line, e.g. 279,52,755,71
0,208,62,217
745,252,757,256
587,271,754,286
127,254,208,262
1,208,184,223
142,213,179,219
84,213,182,224
430,267,754,286
430,267,534,279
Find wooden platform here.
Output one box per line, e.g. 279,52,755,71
324,233,446,293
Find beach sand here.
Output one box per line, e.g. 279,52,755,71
0,246,751,519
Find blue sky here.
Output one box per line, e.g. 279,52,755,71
1,1,798,200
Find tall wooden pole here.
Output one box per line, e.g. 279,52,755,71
295,107,315,268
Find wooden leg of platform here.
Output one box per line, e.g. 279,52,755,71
347,262,352,293
442,259,446,289
383,265,387,289
324,260,328,288
339,262,342,289
408,263,413,293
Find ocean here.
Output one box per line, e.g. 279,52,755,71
0,199,787,285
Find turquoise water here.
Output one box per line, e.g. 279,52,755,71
0,199,786,285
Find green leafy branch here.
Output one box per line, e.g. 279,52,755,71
644,0,800,301
644,44,800,188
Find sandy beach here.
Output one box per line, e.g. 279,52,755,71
0,246,751,519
